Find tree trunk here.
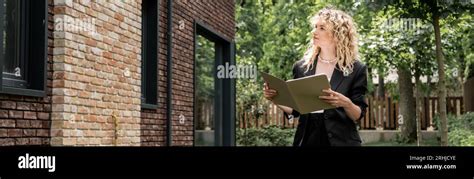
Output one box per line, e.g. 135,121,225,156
397,67,417,142
415,70,423,146
427,75,431,97
377,69,385,99
432,10,448,146
459,61,464,98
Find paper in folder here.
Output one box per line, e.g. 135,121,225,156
260,71,335,114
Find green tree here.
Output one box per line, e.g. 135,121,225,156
391,0,473,146
359,0,473,145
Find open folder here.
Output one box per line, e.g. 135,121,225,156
261,71,335,114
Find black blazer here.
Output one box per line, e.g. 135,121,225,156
285,59,368,146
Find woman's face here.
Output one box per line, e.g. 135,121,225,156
311,20,335,47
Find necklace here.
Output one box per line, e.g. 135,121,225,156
318,55,337,64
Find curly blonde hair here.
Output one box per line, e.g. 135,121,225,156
302,7,359,75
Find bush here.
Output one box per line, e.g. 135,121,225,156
393,132,413,144
461,135,474,146
459,112,474,130
427,112,474,146
236,125,295,146
448,129,474,146
433,114,458,132
433,112,474,132
447,112,474,146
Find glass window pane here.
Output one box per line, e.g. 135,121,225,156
2,0,21,79
195,35,216,146
2,0,30,89
141,0,158,105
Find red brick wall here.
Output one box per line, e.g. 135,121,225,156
0,0,235,146
140,0,235,146
50,0,142,146
0,0,54,146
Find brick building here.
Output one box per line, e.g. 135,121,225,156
0,0,236,146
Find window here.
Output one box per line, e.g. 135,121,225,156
194,21,236,146
0,0,47,96
141,0,158,108
195,35,216,146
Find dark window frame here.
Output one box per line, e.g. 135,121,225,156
193,20,236,146
141,0,159,109
0,0,48,97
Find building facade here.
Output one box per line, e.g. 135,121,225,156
0,0,236,146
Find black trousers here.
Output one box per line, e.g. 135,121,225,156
294,113,331,147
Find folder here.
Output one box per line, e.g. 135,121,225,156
261,71,335,114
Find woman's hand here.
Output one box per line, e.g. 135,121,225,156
263,82,278,101
319,88,362,121
319,88,352,108
264,82,294,115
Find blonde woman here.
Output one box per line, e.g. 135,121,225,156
263,7,368,146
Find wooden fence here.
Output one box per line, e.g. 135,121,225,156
237,96,464,130
237,104,299,129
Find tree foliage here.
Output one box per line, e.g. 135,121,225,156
235,1,473,145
